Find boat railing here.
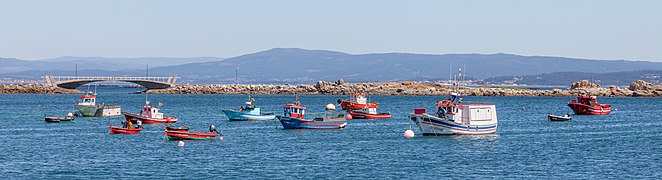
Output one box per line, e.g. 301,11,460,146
460,100,495,105
52,76,171,82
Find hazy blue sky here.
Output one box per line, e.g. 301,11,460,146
1,0,660,61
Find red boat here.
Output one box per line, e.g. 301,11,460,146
348,108,391,119
338,94,378,110
124,101,178,124
109,122,143,134
568,95,611,115
164,125,219,140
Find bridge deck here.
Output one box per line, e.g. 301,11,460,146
44,75,177,89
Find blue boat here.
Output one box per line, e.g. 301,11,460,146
222,96,276,121
276,97,347,129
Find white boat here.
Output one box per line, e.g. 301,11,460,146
548,114,571,121
74,91,121,117
409,93,498,135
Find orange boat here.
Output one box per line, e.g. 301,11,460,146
338,94,378,110
109,122,143,134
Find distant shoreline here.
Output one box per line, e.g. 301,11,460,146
1,81,660,97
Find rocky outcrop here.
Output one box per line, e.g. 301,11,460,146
570,80,601,89
0,84,81,94
629,80,656,91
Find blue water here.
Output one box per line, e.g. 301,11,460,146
1,87,660,179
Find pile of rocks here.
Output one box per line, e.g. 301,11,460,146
0,84,80,94
570,80,601,89
628,80,662,97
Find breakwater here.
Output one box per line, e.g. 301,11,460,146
0,84,81,94
147,80,662,97
2,80,661,97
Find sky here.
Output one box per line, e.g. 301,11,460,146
0,0,661,61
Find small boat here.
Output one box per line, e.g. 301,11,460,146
109,122,143,134
221,96,276,121
410,92,498,135
124,101,178,124
164,125,220,140
277,97,347,129
74,91,121,117
548,114,571,121
44,113,75,123
568,95,611,115
348,108,391,119
338,94,379,110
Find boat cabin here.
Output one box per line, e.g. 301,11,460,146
572,95,598,106
350,94,367,104
77,95,96,106
435,93,462,117
141,105,164,119
282,104,306,119
433,93,497,125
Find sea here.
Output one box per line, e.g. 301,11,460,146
0,86,660,179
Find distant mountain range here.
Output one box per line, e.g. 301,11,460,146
2,48,662,85
0,56,223,73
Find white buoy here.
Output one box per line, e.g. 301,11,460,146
178,141,185,147
404,130,415,138
326,103,336,110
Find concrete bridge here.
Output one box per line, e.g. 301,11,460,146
44,75,177,89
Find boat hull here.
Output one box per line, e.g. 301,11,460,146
124,112,178,124
109,124,143,134
277,116,347,129
568,103,611,115
164,130,216,140
548,115,571,121
348,110,391,119
45,116,73,123
75,105,121,117
221,110,276,121
410,113,497,135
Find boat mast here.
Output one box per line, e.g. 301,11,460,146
449,61,452,85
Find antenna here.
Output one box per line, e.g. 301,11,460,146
75,63,78,77
463,64,466,86
146,64,149,77
449,61,452,84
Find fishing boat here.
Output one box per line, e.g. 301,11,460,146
109,122,143,134
277,97,347,129
124,101,178,124
548,114,571,121
348,108,391,119
164,125,219,140
44,113,75,123
567,95,611,115
74,91,121,117
221,96,276,121
338,94,378,110
410,92,498,135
